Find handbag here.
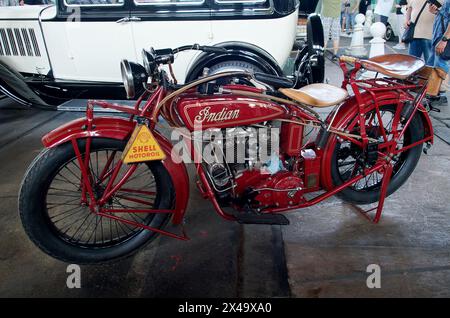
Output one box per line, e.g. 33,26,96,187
402,2,428,44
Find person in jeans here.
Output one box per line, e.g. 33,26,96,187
405,0,435,62
394,0,408,49
348,0,360,33
375,0,395,24
343,0,358,34
428,0,449,105
319,0,342,58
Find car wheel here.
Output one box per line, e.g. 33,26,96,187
385,24,394,42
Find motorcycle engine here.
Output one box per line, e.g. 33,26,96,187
202,125,305,210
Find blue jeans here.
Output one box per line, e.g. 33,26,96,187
409,39,432,63
345,12,355,31
428,49,449,73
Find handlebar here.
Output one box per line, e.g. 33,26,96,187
173,44,228,55
340,55,359,64
150,44,228,66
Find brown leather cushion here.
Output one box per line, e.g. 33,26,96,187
279,84,349,107
360,54,425,79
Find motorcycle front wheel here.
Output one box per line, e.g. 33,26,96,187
19,138,174,264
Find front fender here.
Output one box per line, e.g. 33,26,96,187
42,116,190,225
320,91,434,190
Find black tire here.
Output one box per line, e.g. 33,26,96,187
19,138,174,264
385,24,394,42
330,104,424,204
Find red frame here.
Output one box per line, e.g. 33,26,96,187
42,62,434,241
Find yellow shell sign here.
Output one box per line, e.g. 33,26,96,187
122,125,166,164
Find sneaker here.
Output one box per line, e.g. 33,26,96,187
430,95,448,107
393,43,406,50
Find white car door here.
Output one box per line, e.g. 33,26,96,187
42,0,138,83
130,0,213,83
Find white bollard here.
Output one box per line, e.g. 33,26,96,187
369,22,386,58
360,22,387,79
347,14,367,57
364,10,374,37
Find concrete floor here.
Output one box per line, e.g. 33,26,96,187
0,51,449,297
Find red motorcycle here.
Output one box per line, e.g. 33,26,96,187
19,46,434,263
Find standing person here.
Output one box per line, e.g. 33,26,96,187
359,0,371,14
347,0,360,33
394,0,408,49
343,0,354,33
342,0,349,33
405,0,435,62
319,0,343,58
375,0,395,24
428,0,449,105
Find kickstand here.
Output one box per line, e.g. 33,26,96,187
353,163,393,224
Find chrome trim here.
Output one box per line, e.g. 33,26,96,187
120,59,135,99
133,0,205,7
64,0,124,8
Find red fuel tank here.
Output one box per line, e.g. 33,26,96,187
175,94,288,131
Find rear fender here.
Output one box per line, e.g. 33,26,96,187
42,116,189,225
320,91,433,190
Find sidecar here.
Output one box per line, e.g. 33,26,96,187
0,0,324,109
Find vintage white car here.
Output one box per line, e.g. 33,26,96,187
0,0,324,109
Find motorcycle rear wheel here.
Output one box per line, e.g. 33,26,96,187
19,138,174,264
329,104,424,204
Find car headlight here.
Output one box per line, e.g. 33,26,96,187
142,48,157,75
120,59,148,99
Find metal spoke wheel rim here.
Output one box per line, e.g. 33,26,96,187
336,108,408,192
45,148,158,248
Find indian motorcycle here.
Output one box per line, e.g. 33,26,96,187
18,45,435,263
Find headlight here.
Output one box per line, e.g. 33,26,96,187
142,48,157,75
120,59,148,99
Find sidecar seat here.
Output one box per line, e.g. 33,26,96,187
279,84,348,107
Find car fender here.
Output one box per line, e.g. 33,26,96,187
0,61,49,107
185,41,284,82
42,116,190,225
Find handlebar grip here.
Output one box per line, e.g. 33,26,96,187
340,55,359,64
